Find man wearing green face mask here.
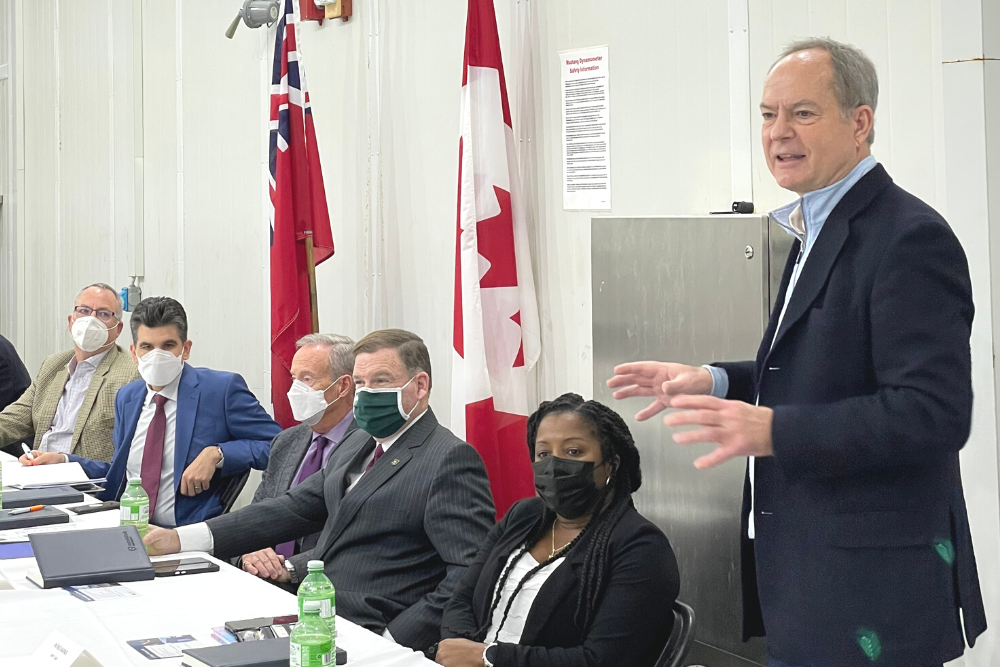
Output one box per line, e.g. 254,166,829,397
145,329,496,653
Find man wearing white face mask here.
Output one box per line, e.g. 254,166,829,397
241,333,358,563
144,329,495,652
7,283,139,462
26,297,281,527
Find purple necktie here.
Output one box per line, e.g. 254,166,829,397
275,436,330,559
365,443,385,473
139,394,168,513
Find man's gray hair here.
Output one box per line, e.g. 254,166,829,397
775,37,879,145
76,283,124,319
296,333,356,378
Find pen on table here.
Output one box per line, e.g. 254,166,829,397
7,505,44,516
20,443,34,460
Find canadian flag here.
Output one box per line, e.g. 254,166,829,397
453,0,541,519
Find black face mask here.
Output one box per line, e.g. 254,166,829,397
532,456,608,520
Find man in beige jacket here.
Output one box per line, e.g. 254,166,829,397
0,283,139,462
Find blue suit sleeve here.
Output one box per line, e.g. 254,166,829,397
67,454,112,480
216,373,280,476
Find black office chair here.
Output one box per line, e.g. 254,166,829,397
219,470,251,514
654,600,696,667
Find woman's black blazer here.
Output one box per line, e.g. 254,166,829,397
440,497,680,667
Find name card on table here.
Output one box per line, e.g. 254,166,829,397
30,630,104,667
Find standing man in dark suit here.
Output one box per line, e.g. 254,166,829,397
145,329,496,652
0,335,30,414
608,38,985,667
244,333,358,560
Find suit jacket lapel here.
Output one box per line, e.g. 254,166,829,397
120,387,146,453
70,346,119,454
173,366,200,487
283,427,314,491
767,165,893,356
323,410,438,550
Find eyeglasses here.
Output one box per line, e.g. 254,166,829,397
74,306,118,323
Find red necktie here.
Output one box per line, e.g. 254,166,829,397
364,443,385,473
140,394,168,512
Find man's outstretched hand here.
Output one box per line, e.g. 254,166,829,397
607,361,714,420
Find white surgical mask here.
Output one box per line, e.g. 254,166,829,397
71,316,112,353
137,349,184,387
287,377,344,426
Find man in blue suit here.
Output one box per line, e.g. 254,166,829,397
24,297,280,526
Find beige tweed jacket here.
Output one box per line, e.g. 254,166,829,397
0,345,139,462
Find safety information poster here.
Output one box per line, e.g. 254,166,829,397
561,45,611,210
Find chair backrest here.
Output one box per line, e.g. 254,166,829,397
655,600,696,667
219,471,251,514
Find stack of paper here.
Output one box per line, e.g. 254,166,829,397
4,462,96,489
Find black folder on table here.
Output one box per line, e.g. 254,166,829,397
2,486,84,509
0,506,70,530
182,638,347,666
27,525,154,589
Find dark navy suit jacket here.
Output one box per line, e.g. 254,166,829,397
71,364,280,525
717,165,986,667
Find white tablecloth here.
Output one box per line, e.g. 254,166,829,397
0,452,435,667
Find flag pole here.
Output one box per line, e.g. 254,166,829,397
304,231,320,333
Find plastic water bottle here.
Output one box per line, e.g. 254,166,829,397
297,560,336,636
119,478,150,539
290,600,333,667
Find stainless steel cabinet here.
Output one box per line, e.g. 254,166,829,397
591,215,793,667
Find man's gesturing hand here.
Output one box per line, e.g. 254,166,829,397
607,361,714,421
665,395,774,469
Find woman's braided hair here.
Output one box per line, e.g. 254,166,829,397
478,393,642,639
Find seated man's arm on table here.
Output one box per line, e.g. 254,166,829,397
214,373,281,476
386,444,496,651
167,462,329,557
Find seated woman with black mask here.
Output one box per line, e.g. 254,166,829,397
434,393,680,667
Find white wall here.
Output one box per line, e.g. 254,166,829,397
3,1,999,663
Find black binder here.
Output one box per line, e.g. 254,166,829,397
1,486,84,509
0,506,70,530
27,525,154,588
182,638,347,666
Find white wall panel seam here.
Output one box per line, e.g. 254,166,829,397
728,0,753,202
53,0,60,326
108,0,115,285
175,0,184,301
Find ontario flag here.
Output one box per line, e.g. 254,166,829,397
453,0,541,519
269,0,334,428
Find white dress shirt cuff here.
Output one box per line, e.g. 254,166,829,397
175,522,214,554
382,627,394,642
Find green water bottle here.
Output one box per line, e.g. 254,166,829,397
290,600,333,667
119,478,150,539
297,560,336,636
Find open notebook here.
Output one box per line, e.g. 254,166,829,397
5,462,94,489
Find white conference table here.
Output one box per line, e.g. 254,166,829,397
0,451,435,667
